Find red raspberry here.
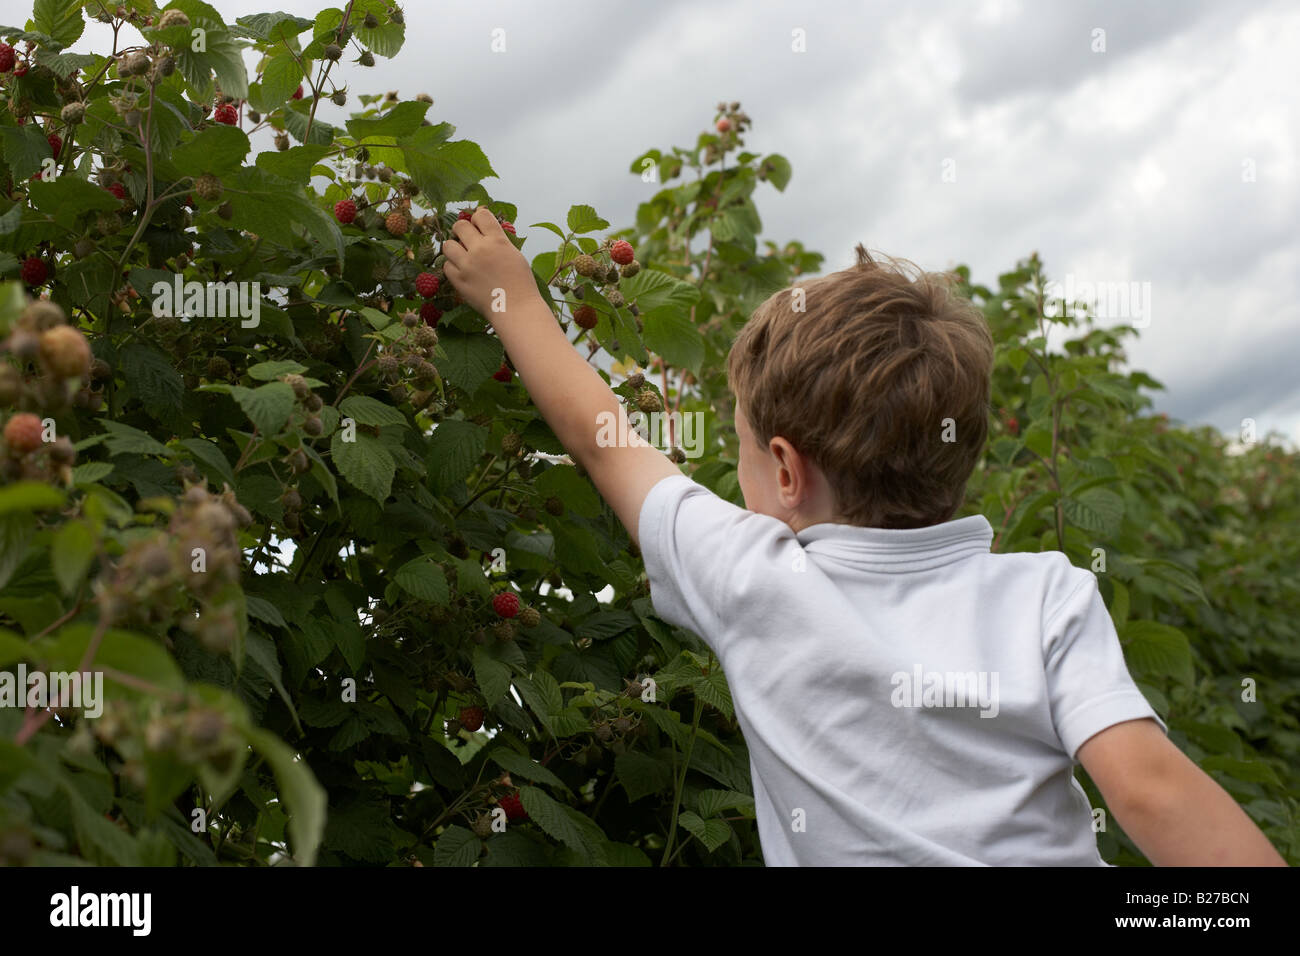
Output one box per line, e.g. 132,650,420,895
415,272,439,298
0,43,14,73
47,133,62,156
492,592,520,618
573,304,598,330
3,413,45,454
716,117,732,133
106,183,126,200
499,220,516,236
610,240,634,265
333,199,357,224
419,302,441,326
13,62,27,78
212,103,238,125
457,208,475,221
292,85,304,100
1007,417,1019,435
458,706,484,732
492,362,511,383
20,257,48,286
498,792,528,821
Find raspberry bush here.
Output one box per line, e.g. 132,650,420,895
0,7,1295,869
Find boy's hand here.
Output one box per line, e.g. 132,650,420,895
441,208,539,320
1078,717,1287,865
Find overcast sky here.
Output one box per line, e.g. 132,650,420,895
73,0,1300,446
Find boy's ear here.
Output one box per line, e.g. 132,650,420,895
768,436,809,506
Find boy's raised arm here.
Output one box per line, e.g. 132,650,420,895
442,208,681,548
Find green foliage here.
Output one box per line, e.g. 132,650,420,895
0,6,1295,870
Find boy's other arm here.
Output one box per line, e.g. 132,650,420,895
1077,718,1287,866
441,209,680,548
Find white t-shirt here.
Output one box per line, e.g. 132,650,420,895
638,474,1166,866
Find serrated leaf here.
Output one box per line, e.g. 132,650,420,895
472,645,513,707
230,382,295,436
393,557,449,604
678,811,732,852
330,430,395,502
433,825,481,866
339,395,407,428
50,519,93,597
489,747,571,793
566,204,608,234
1062,487,1124,538
518,786,608,864
426,419,488,490
615,751,674,802
437,327,503,394
1122,620,1194,685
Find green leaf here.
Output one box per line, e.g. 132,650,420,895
426,419,487,490
402,135,495,204
230,382,295,436
50,520,94,597
1122,620,1194,685
254,52,305,110
246,360,308,381
678,811,732,852
1198,755,1282,787
171,125,251,177
120,342,185,410
619,269,700,314
0,125,48,181
488,747,571,793
330,430,395,502
0,481,64,514
1062,487,1124,538
696,788,756,819
33,0,87,47
96,419,172,457
759,153,792,191
347,100,431,140
1107,579,1130,631
533,465,601,518
566,204,609,234
246,728,327,866
472,645,514,707
641,306,705,372
339,395,408,428
437,327,503,394
518,786,608,864
393,557,449,604
433,825,481,866
615,751,674,802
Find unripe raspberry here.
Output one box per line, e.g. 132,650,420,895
3,413,44,454
636,389,661,413
324,43,342,61
194,173,222,201
607,290,625,308
21,300,65,331
363,11,380,28
303,415,323,436
39,325,91,378
331,90,346,106
471,813,493,839
668,446,687,464
491,591,520,618
274,131,290,151
206,356,231,379
626,372,644,389
359,51,375,67
493,619,516,642
414,324,438,349
281,488,302,511
304,393,323,412
377,353,399,380
544,495,564,516
73,237,95,259
716,117,732,133
284,373,310,398
573,254,597,277
158,8,190,28
401,310,419,328
334,199,357,223
620,260,641,278
0,366,21,405
610,240,634,265
49,435,76,465
573,304,598,330
60,102,86,124
385,211,409,236
501,431,522,457
518,607,540,628
415,272,439,298
287,448,310,474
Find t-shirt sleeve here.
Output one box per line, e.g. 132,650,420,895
1042,570,1169,760
637,473,791,652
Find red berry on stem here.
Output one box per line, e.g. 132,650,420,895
573,304,598,330
498,792,528,821
458,706,484,732
47,133,62,156
457,208,475,221
20,257,48,286
500,221,516,236
716,117,732,133
333,199,357,224
292,85,304,100
419,302,441,326
610,240,634,265
415,272,439,298
492,362,512,383
492,592,520,618
0,43,15,73
212,103,238,125
107,183,126,200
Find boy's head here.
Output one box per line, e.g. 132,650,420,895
726,245,994,531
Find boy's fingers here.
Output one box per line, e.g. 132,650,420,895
470,206,500,235
450,218,482,249
441,237,466,264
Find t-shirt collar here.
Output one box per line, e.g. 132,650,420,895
794,513,994,572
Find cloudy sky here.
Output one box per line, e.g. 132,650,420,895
73,0,1300,446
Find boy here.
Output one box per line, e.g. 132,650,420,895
443,209,1286,866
